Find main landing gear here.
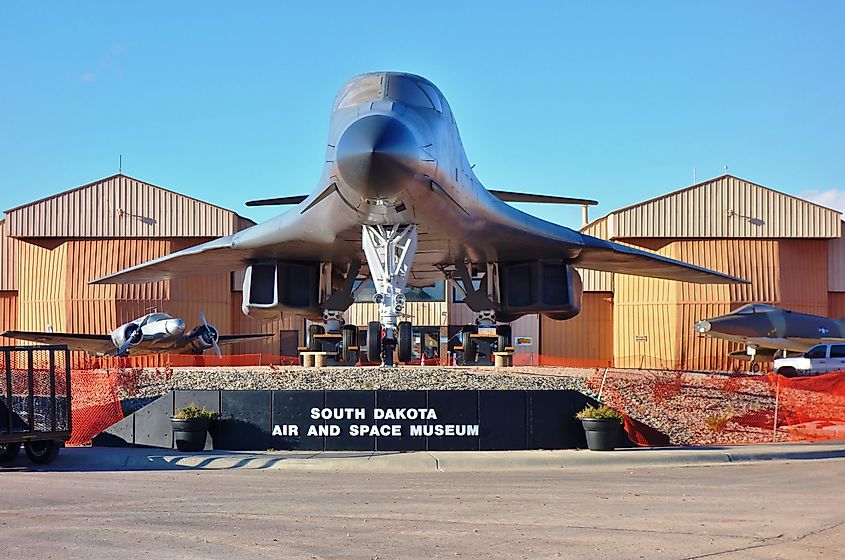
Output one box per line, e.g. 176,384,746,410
456,314,513,367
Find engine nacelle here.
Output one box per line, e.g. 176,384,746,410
242,261,321,320
188,324,219,352
498,261,582,321
110,323,143,349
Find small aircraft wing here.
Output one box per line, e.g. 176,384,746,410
573,234,748,284
1,330,116,355
216,334,275,346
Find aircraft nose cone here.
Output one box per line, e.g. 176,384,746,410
336,115,420,199
694,320,711,334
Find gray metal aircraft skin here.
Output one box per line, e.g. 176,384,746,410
1,312,271,357
92,72,744,305
695,304,845,354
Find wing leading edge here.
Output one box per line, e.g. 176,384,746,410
1,331,116,354
573,234,747,284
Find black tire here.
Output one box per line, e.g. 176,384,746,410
0,441,21,464
307,324,325,352
461,325,477,365
496,324,512,352
341,324,357,362
750,363,761,373
777,366,796,378
24,440,61,465
397,321,413,363
367,321,382,363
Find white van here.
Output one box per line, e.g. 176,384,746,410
773,343,845,377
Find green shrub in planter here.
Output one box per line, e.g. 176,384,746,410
171,404,218,451
576,404,623,451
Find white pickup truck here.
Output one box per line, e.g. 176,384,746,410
773,343,845,377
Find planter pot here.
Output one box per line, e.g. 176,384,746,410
171,418,211,452
580,418,621,451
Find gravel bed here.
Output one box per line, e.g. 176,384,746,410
115,366,592,400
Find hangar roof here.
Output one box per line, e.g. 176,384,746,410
4,174,255,239
585,175,841,240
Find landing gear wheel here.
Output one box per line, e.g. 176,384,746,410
461,325,477,365
367,321,382,364
0,442,21,464
24,440,60,465
397,321,413,363
750,363,761,373
341,324,357,363
496,324,512,352
307,324,325,352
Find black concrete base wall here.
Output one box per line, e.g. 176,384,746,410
95,390,597,451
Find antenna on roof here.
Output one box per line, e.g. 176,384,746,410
119,154,122,174
724,165,728,174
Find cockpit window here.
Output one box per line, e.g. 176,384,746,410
335,74,383,109
734,303,778,315
385,75,442,112
143,312,173,324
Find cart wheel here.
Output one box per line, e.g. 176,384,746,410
24,440,61,465
0,442,21,464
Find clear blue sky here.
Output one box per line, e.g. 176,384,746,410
1,1,842,228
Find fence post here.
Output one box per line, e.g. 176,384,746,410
597,367,609,401
772,375,781,442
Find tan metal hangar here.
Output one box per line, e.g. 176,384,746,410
0,174,305,364
1,173,843,370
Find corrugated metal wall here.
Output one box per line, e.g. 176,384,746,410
229,292,306,355
611,238,832,370
0,220,17,290
609,176,840,240
828,221,845,292
16,240,68,333
778,239,828,316
829,293,845,319
0,291,18,346
540,292,613,362
345,301,448,327
578,217,613,292
5,175,245,239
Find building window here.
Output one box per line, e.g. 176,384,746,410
353,279,445,303
453,279,481,303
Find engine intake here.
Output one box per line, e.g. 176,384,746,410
498,261,582,321
242,261,321,320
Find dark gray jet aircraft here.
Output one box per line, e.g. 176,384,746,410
93,72,745,365
2,311,271,357
694,304,845,361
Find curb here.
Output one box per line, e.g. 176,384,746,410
33,441,845,473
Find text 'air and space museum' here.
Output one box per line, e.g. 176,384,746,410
2,173,844,371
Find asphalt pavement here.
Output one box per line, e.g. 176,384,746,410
0,448,843,559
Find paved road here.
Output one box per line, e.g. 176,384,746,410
0,459,843,559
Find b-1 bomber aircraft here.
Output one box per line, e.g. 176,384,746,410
91,72,745,365
695,303,845,362
2,311,271,357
